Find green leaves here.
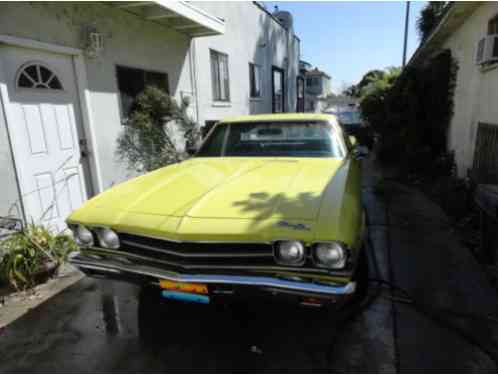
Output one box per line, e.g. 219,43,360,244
116,86,200,173
0,224,77,290
360,50,458,178
417,2,448,42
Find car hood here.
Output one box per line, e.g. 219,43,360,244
69,157,357,243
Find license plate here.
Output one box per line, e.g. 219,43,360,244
161,290,210,304
159,280,209,294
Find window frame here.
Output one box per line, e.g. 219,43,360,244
16,61,64,91
210,49,230,102
249,62,262,99
115,64,169,123
271,66,285,113
489,15,498,35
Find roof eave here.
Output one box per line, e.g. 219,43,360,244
110,1,225,37
407,2,482,67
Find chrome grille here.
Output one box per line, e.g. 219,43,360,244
84,233,334,275
112,232,276,271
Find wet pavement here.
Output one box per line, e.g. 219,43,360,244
0,275,395,372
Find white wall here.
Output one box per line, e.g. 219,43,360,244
442,3,498,177
0,2,195,191
192,2,300,125
0,91,23,220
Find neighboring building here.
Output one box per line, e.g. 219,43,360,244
0,1,301,230
302,67,332,112
408,2,498,181
193,3,301,132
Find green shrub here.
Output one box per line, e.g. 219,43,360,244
361,50,458,179
0,224,78,290
116,86,200,173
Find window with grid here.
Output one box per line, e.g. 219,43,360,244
249,63,262,98
210,50,230,102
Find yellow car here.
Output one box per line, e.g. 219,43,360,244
68,113,367,307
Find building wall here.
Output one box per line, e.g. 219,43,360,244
192,2,300,125
442,2,498,177
0,2,194,190
0,91,22,220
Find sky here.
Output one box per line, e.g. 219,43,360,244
264,1,427,93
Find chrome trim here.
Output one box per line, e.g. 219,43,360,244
78,247,334,274
69,252,356,295
117,230,272,245
66,222,274,245
121,239,272,258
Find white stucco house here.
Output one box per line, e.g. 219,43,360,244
302,67,331,113
0,1,301,231
408,2,498,182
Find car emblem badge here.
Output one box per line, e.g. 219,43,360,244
276,221,311,231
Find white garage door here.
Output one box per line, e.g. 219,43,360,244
0,46,89,232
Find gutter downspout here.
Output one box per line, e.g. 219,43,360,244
189,38,200,128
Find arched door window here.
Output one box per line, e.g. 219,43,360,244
16,63,63,90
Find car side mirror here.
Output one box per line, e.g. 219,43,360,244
353,145,369,160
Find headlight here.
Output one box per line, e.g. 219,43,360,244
274,240,306,266
96,228,120,249
72,225,94,247
313,242,347,269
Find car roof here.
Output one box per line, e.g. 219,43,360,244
220,113,338,124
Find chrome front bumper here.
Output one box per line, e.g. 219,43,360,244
69,251,356,296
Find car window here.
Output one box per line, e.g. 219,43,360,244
196,121,346,158
196,124,227,157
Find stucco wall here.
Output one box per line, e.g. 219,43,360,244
192,2,300,125
0,92,22,220
0,2,194,189
442,3,498,177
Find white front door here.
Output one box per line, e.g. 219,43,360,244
0,46,88,232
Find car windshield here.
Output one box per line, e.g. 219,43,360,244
338,111,362,125
196,121,346,158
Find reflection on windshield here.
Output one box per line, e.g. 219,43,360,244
196,122,346,158
338,111,362,124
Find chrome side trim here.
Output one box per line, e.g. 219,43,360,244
121,240,272,258
69,252,356,295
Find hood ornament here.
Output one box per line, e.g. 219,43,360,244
276,221,311,231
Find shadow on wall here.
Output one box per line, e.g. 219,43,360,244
249,8,292,115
